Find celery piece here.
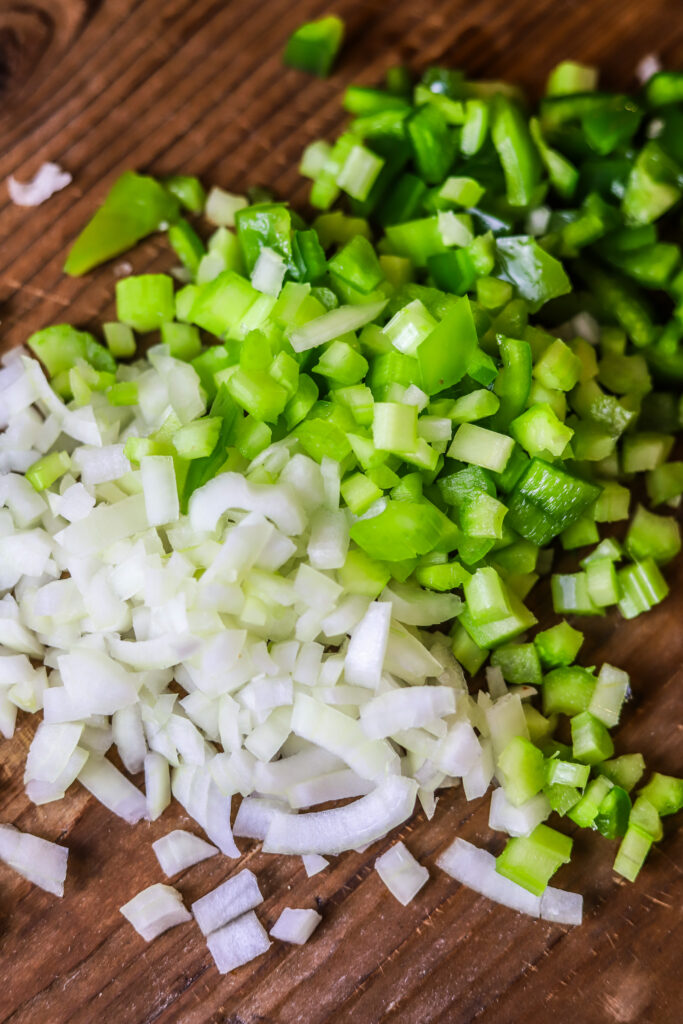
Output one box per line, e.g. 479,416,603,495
116,274,175,333
496,824,572,896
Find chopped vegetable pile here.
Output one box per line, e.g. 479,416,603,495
2,37,683,969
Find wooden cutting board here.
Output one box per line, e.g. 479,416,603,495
0,1,682,1021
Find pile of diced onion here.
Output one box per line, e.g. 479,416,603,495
0,343,581,972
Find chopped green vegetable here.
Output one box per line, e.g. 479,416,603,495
283,16,344,77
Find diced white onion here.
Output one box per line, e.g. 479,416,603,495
269,907,322,944
488,787,551,838
233,796,289,840
540,886,583,925
374,840,429,905
78,757,146,824
0,823,69,896
206,910,271,974
192,868,263,936
301,853,328,877
141,455,179,527
360,686,455,739
7,162,72,207
344,601,392,690
152,829,218,876
119,883,191,941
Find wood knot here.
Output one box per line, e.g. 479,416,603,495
0,0,101,98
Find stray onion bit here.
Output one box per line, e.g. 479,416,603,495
0,824,69,897
119,882,192,942
206,910,271,975
374,841,429,906
269,907,322,944
301,853,329,877
192,868,263,937
152,829,218,877
7,163,72,207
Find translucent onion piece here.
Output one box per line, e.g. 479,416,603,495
374,840,429,906
7,162,72,207
0,824,69,896
119,883,191,942
152,829,218,876
78,757,146,824
269,907,322,944
206,910,271,974
488,787,551,838
189,472,306,536
263,775,418,855
540,886,583,925
301,853,329,877
344,601,392,690
192,868,263,936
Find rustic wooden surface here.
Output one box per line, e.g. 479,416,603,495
1,1,683,1021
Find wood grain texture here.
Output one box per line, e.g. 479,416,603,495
1,1,682,1022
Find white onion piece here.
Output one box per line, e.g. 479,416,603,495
383,624,444,684
251,247,286,296
0,824,68,896
540,886,583,925
189,472,305,536
307,508,349,570
24,721,82,786
202,778,240,857
291,693,399,782
360,686,455,740
58,649,138,716
374,841,429,905
434,720,482,777
437,837,541,917
73,444,130,487
192,868,263,936
287,768,375,809
119,883,191,942
55,494,147,554
112,704,147,774
206,910,271,974
49,482,95,523
7,162,71,206
0,473,46,528
141,455,179,526
144,752,171,821
0,692,18,738
488,788,551,838
344,601,391,690
21,358,101,446
252,747,344,796
263,775,418,855
202,512,273,585
635,53,661,84
78,757,146,824
26,747,89,805
486,665,507,699
108,635,198,671
152,829,218,876
270,907,322,944
462,738,495,801
485,693,529,762
301,853,329,877
382,583,461,626
287,300,387,353
233,796,289,840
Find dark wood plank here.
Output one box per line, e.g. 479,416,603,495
1,2,682,1022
